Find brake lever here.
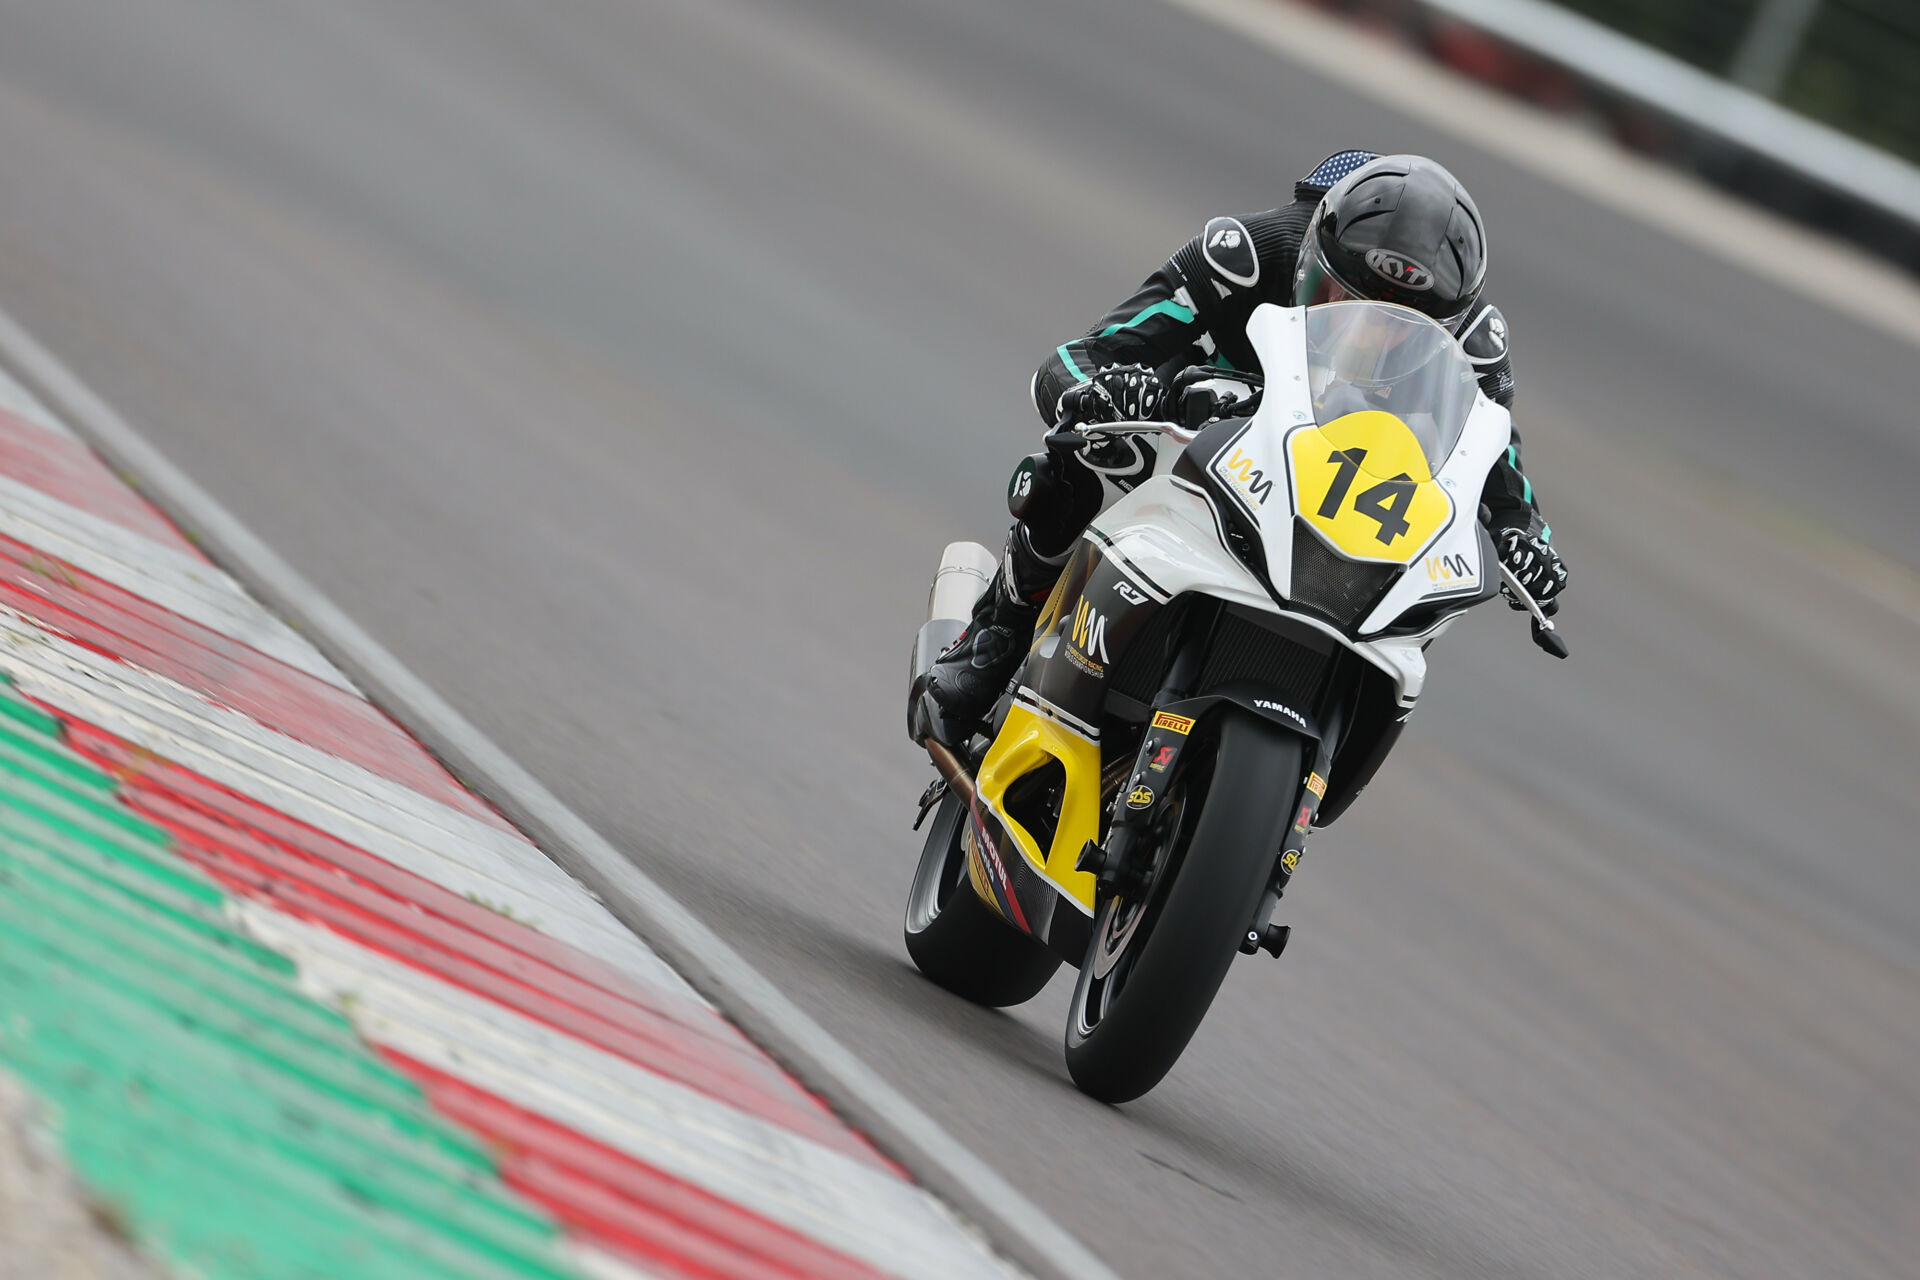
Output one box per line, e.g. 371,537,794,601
1495,559,1569,659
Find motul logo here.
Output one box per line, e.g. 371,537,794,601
1365,248,1435,291
1070,599,1110,663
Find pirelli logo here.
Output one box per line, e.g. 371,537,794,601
1150,711,1195,735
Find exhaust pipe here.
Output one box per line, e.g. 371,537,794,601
924,738,977,807
907,542,997,745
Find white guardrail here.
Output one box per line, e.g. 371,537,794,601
1426,0,1920,227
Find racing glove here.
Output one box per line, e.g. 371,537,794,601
1054,363,1169,428
1495,528,1568,617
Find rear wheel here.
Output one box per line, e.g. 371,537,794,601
1065,710,1299,1102
904,788,1061,1007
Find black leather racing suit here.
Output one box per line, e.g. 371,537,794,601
1031,150,1548,543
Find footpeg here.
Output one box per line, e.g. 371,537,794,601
912,777,948,830
1244,923,1290,958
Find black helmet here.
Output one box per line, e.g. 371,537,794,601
1292,154,1486,330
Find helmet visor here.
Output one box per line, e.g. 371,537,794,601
1292,239,1360,309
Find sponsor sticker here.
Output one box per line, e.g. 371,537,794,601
1281,849,1300,874
1149,745,1176,772
1114,579,1149,606
1292,804,1312,834
1127,785,1155,810
1062,597,1111,676
1424,551,1479,590
1210,438,1277,512
1306,772,1327,798
1255,699,1308,728
1151,711,1195,735
1069,599,1110,661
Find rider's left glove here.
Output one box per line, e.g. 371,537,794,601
1495,528,1568,617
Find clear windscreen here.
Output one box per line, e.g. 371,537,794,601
1305,302,1480,467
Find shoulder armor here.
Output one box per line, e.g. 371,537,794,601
1201,216,1259,288
1458,302,1510,366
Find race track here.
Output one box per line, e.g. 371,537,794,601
0,0,1916,1274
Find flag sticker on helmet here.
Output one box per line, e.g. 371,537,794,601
1304,149,1381,190
1202,216,1259,288
1364,248,1435,291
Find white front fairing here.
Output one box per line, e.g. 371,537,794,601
1090,302,1512,709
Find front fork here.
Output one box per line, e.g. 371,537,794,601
1075,601,1346,960
1238,700,1342,957
1075,599,1216,896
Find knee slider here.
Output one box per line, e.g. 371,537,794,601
1006,452,1060,522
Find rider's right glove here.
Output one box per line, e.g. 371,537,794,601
1169,365,1264,429
1054,363,1169,429
1495,528,1568,617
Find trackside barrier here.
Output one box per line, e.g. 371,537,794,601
1294,0,1920,271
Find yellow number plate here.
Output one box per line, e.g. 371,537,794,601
1288,410,1452,564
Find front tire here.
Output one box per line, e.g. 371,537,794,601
905,789,1061,1007
1065,710,1299,1102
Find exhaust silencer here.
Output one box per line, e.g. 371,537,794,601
907,541,997,741
927,540,998,625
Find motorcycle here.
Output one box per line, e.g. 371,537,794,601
904,299,1565,1103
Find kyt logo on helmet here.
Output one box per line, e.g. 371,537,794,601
1364,248,1434,291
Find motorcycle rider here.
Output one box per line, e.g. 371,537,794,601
929,151,1569,723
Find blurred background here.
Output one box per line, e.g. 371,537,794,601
1302,0,1920,265
1532,0,1916,156
0,0,1914,1275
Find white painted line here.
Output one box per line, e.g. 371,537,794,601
0,367,72,439
245,907,1020,1280
1165,0,1920,349
0,606,700,1003
571,1245,672,1280
0,472,355,690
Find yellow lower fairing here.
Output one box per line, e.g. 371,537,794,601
974,701,1101,914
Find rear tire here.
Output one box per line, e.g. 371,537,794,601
1065,710,1298,1102
905,789,1061,1007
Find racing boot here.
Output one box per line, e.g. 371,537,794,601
927,524,1065,724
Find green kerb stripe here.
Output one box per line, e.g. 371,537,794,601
0,675,585,1280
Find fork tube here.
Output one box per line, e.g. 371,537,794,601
1240,696,1346,955
1155,598,1221,707
1096,600,1223,892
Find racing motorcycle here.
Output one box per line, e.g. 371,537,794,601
903,299,1567,1103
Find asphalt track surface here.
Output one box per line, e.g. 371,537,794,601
0,1,1916,1275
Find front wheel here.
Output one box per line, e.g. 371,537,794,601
1065,710,1299,1103
904,788,1061,1007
